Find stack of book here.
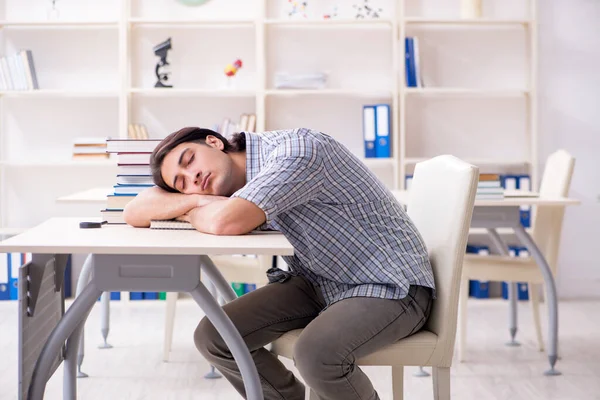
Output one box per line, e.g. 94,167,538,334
102,138,162,224
476,173,504,199
72,137,110,160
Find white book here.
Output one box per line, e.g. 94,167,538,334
150,219,195,230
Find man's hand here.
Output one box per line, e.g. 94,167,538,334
123,186,227,228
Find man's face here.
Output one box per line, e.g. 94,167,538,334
161,136,234,196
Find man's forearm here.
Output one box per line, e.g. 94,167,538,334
123,187,227,227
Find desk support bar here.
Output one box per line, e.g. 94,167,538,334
513,225,561,376
28,282,102,400
199,255,238,302
486,229,520,347
26,255,68,317
190,281,264,400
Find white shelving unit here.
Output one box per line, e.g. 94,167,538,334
0,0,538,232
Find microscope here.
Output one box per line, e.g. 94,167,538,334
154,37,173,88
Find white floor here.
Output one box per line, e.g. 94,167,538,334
1,297,599,400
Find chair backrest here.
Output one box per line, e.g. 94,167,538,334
406,155,479,367
532,149,575,273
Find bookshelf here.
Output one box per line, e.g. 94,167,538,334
0,0,538,232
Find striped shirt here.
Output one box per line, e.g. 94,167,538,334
231,128,435,307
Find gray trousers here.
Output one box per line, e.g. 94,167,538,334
194,276,432,400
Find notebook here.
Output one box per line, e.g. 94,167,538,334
150,219,195,230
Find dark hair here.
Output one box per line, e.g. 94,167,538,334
150,127,246,193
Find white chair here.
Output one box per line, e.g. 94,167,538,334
271,155,479,400
162,254,272,362
458,149,575,359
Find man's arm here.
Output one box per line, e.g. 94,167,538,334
123,186,227,228
179,198,266,235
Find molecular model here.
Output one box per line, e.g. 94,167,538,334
224,59,243,77
287,0,308,19
353,0,382,19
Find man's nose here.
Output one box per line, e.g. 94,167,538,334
185,170,201,186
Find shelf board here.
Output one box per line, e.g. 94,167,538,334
129,88,255,98
129,18,254,28
404,88,529,97
0,20,118,28
404,158,530,166
361,158,395,168
404,17,531,26
265,18,393,27
2,160,117,168
0,89,120,98
265,89,392,97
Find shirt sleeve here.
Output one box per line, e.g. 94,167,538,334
231,139,325,224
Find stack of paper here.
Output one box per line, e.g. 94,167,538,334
274,72,327,89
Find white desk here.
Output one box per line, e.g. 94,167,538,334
0,217,293,400
393,190,580,376
56,187,112,203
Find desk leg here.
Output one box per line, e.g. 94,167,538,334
74,254,94,379
99,292,112,349
28,282,103,400
189,282,263,400
199,255,237,302
63,309,94,399
204,278,223,380
513,225,561,376
486,229,520,347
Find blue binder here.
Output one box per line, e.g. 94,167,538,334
466,245,490,299
8,253,20,300
0,254,9,300
502,246,529,300
363,105,376,158
375,104,391,158
405,37,417,87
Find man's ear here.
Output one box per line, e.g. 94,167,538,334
205,135,225,150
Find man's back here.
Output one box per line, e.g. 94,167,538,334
232,128,435,307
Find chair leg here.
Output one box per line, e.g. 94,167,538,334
163,291,179,362
529,283,545,352
392,366,404,400
432,367,450,400
458,278,469,362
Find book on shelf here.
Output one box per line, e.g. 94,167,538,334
405,37,423,88
0,49,39,91
217,113,257,137
128,123,150,140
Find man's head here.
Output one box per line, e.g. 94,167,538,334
150,127,246,196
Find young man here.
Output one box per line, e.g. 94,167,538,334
123,126,435,400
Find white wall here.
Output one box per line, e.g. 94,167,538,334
538,1,600,298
